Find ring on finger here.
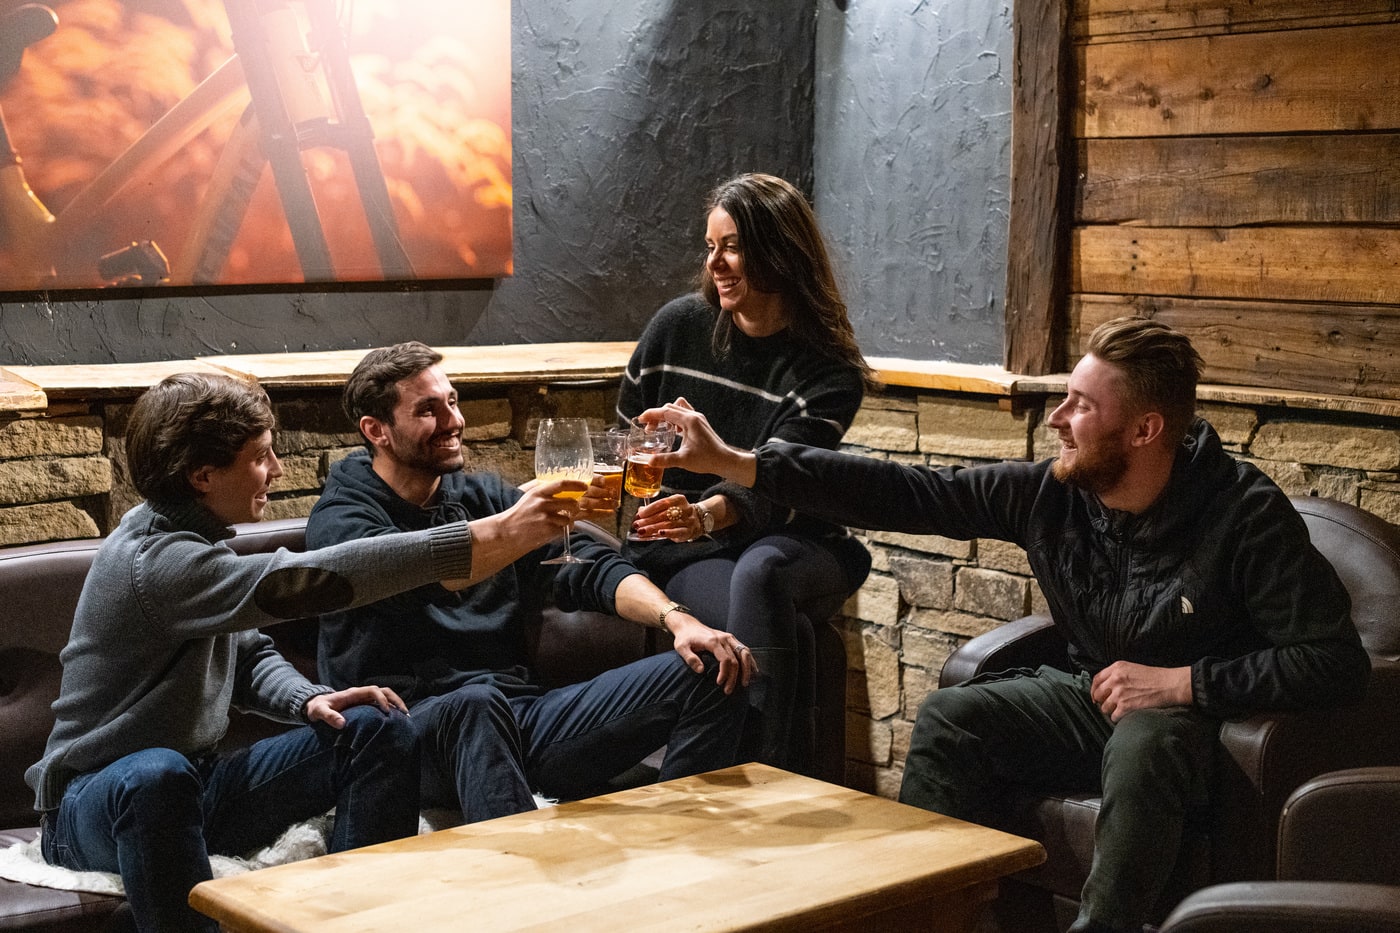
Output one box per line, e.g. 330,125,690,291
665,505,684,522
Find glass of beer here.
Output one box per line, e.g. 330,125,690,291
588,428,627,511
535,418,594,565
625,418,675,540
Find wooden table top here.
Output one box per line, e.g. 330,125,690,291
190,763,1044,933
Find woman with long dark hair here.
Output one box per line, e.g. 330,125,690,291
616,172,874,774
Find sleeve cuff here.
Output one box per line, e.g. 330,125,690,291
427,520,474,580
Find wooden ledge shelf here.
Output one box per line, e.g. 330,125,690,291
3,345,1397,421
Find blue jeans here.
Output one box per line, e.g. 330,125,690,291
412,651,744,822
42,706,419,933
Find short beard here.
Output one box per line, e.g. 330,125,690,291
1052,444,1130,495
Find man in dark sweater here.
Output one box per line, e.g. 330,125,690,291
306,342,753,824
641,318,1370,933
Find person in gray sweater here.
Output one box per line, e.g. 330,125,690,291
24,372,533,933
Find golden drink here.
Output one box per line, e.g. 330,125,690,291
625,456,664,499
552,487,587,500
593,465,624,509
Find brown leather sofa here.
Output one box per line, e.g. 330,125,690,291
0,516,848,932
936,496,1400,932
1158,765,1400,932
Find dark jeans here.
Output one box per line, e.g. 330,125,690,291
664,532,868,772
900,665,1218,933
42,706,419,933
412,651,744,823
664,532,867,650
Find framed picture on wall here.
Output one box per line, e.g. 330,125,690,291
0,0,511,291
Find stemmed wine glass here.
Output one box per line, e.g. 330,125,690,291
535,418,594,565
624,418,676,541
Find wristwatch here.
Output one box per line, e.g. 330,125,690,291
658,600,690,632
694,503,715,535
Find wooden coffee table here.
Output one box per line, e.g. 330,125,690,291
190,763,1044,932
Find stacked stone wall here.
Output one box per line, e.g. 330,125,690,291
3,378,1399,802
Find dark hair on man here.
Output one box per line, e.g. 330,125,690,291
1085,316,1204,444
698,173,876,388
126,372,275,503
343,341,444,451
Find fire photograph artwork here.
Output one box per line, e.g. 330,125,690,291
0,0,512,291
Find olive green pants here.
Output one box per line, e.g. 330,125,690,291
899,665,1219,933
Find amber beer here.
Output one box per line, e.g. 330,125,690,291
624,456,664,499
593,465,625,509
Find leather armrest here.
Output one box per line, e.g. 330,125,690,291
938,614,1069,688
1277,766,1400,884
1212,662,1400,881
1159,881,1400,933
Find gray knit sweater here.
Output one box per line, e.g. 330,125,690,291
26,498,472,811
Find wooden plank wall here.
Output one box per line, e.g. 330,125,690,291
1067,0,1400,399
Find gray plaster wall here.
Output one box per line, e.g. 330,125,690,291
815,0,1011,363
0,0,1012,367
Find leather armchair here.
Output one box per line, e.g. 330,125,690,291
1158,766,1400,932
938,497,1400,932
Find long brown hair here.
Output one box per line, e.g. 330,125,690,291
698,173,876,388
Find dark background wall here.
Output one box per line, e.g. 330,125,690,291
815,1,1011,362
0,0,1010,366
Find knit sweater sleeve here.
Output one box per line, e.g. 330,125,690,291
134,521,474,640
232,630,333,723
707,361,865,542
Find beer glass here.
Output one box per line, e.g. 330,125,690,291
588,428,627,511
625,418,675,540
535,418,593,565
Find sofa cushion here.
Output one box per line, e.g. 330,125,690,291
0,831,126,933
0,651,61,831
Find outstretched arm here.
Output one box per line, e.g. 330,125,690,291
639,399,758,487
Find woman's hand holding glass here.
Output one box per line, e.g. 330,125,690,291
624,418,676,541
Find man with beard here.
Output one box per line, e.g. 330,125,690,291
637,317,1370,933
305,342,754,826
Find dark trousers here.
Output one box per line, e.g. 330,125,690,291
663,533,866,772
900,665,1218,933
412,651,744,822
43,706,420,933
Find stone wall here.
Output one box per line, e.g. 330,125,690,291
2,379,1399,800
0,383,619,545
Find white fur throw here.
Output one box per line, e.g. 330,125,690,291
0,798,552,897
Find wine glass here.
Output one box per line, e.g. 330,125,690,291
535,418,594,565
624,418,676,541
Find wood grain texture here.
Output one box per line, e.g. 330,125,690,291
1077,134,1400,226
1074,0,1400,41
1078,23,1400,137
189,764,1045,933
1071,293,1400,399
1005,0,1073,375
1072,225,1400,305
